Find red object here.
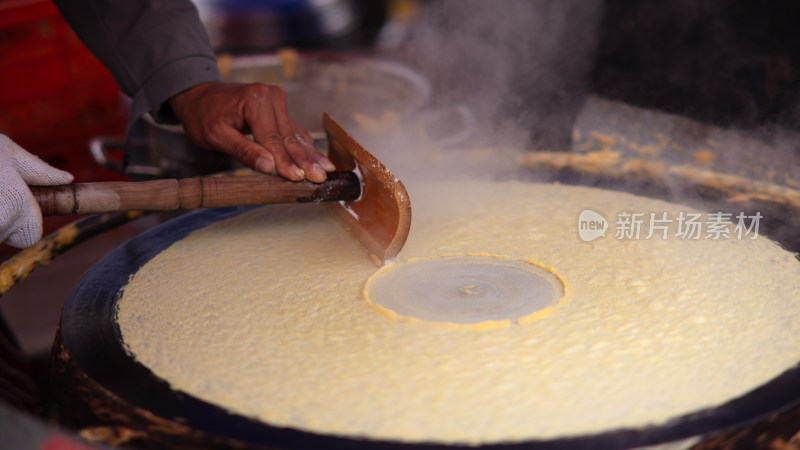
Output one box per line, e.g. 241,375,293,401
0,0,128,183
40,435,98,450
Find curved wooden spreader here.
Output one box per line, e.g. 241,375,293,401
30,113,411,266
323,112,411,265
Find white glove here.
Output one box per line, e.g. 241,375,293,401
0,134,74,248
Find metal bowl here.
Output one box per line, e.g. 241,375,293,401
221,52,431,133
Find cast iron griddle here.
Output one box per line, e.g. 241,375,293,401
59,205,800,449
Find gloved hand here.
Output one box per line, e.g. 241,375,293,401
0,135,73,248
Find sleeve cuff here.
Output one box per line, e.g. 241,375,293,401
127,55,221,132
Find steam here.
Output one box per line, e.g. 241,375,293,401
366,0,603,183
358,1,800,253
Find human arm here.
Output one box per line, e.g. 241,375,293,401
51,0,333,181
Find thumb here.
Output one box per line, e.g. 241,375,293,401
3,136,73,186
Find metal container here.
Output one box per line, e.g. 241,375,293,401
222,52,431,133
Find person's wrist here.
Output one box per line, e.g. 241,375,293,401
168,82,215,118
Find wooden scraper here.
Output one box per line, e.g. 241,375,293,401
31,112,411,265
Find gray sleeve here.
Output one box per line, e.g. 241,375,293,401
52,0,221,127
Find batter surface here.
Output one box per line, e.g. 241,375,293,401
117,182,800,444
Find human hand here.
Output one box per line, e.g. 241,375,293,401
168,82,336,183
0,135,74,248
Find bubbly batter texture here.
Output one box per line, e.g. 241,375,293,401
117,182,800,444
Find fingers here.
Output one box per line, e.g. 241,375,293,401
172,83,336,183
294,124,336,172
213,125,277,175
243,84,330,183
280,123,336,182
1,135,73,186
0,181,43,249
5,211,42,249
0,135,58,248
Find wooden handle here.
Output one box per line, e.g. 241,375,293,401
32,172,361,216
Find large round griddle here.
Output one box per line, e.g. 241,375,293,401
58,204,800,449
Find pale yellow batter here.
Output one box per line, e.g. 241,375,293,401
117,182,800,445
